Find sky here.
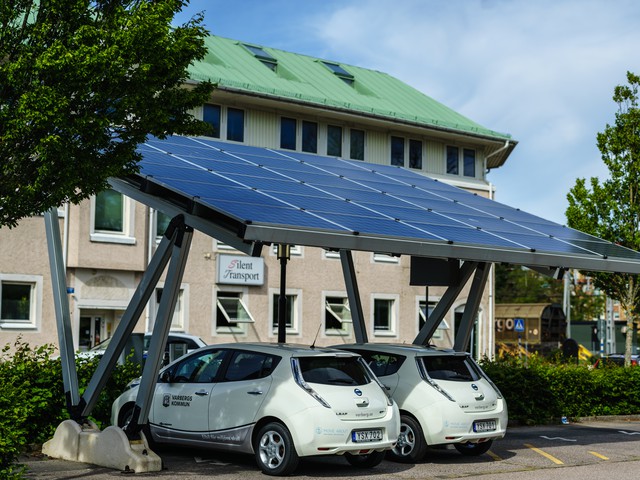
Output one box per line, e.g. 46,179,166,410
173,0,640,225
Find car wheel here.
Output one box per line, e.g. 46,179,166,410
117,403,155,448
454,439,493,456
387,414,427,463
255,422,299,476
344,450,385,468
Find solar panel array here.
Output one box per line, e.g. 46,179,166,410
133,135,640,269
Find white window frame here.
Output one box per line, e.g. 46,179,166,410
153,208,172,242
214,287,254,335
373,252,400,264
371,294,399,337
150,283,188,332
446,145,478,179
417,298,449,339
269,288,301,336
323,293,352,337
0,274,42,330
89,191,136,244
323,249,340,259
271,244,303,257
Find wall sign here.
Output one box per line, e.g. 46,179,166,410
217,254,264,285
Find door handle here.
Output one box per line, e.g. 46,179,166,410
195,390,209,396
247,390,263,395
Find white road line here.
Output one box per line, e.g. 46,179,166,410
540,435,577,442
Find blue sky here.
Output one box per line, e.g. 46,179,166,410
174,0,640,225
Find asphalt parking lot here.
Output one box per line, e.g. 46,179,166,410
22,418,640,480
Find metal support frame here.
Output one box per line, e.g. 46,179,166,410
276,244,291,343
453,262,490,352
413,261,478,346
340,250,368,343
44,208,80,416
78,218,180,417
125,222,193,437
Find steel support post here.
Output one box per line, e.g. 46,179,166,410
454,262,490,352
340,250,368,343
124,224,193,438
44,208,80,415
413,261,478,346
78,220,178,417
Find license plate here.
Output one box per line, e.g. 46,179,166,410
352,429,383,442
473,420,497,433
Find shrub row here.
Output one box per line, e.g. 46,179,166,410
480,354,640,425
0,338,140,479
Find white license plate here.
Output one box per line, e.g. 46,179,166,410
473,420,497,433
352,429,383,442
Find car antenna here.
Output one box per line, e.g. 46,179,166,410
310,320,323,349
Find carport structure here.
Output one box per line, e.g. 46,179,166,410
43,135,640,471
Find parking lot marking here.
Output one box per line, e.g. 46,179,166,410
524,443,564,465
540,435,576,442
487,450,502,461
588,451,609,460
619,430,640,435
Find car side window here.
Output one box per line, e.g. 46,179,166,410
171,350,226,383
355,351,405,377
223,351,279,382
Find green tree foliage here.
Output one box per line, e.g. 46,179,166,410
566,71,640,365
0,0,214,227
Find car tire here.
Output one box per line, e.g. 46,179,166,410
255,422,299,476
387,414,427,463
344,450,385,468
454,439,493,456
117,403,155,449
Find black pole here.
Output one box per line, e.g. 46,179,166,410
277,244,290,344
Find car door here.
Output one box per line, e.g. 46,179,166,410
207,350,276,443
152,349,227,442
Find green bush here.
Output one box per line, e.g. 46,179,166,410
480,354,640,425
0,338,140,476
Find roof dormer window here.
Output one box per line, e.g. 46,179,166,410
321,61,354,85
242,43,277,71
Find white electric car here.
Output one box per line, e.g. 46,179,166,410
111,343,399,475
334,343,507,462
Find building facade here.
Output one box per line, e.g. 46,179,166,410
0,36,516,358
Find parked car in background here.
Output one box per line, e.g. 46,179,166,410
334,343,507,462
112,343,400,476
594,353,640,367
81,332,206,364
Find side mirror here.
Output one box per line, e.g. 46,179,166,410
160,370,172,383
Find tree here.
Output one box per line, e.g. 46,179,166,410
0,0,213,228
566,71,640,366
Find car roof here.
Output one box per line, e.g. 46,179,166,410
198,342,360,358
335,343,468,356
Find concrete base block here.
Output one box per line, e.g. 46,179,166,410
42,420,162,473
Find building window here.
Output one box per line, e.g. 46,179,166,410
226,107,244,142
90,189,135,244
391,136,404,167
409,139,423,169
0,275,42,330
418,300,451,339
302,121,318,153
203,104,221,138
280,117,297,150
325,296,351,335
321,61,354,85
372,296,397,336
216,291,255,334
271,244,303,256
447,146,476,178
242,43,277,71
373,253,399,263
155,210,171,239
463,148,476,177
153,287,186,331
327,125,342,157
271,292,299,335
350,129,365,160
95,189,123,233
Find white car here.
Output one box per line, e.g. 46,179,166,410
111,342,399,476
334,343,507,462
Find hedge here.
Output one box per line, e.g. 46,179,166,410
0,338,140,479
480,354,640,425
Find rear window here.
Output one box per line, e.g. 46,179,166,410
419,355,480,382
298,356,370,386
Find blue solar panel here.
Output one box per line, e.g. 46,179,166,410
122,135,640,272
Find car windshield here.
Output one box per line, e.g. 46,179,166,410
298,356,370,386
418,355,480,382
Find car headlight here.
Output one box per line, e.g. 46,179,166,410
291,358,331,408
123,377,141,392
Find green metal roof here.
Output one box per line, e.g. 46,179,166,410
188,36,512,142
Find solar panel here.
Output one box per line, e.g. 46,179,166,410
110,135,640,274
